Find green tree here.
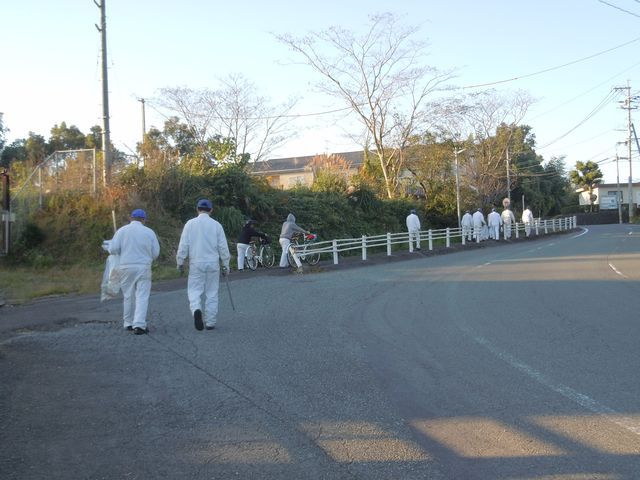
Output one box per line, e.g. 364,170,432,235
569,160,603,212
48,122,87,153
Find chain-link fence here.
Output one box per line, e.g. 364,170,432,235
4,149,137,255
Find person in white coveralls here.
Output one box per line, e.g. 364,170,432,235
108,209,160,335
406,209,421,251
501,207,516,240
487,207,502,240
522,206,534,237
472,208,486,242
176,199,231,331
461,210,473,241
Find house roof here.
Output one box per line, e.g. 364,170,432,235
250,151,367,175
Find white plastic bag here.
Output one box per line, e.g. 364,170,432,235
101,253,122,302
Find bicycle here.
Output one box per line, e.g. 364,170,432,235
245,237,275,270
287,233,320,267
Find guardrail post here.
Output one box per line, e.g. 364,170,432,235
387,232,392,256
446,227,451,247
515,222,519,239
362,235,367,261
408,231,413,253
428,229,433,251
535,220,539,235
552,219,556,232
461,229,466,245
573,215,577,227
332,239,339,265
544,220,548,234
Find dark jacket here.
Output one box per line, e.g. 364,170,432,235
237,224,267,245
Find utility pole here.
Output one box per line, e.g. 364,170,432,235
138,98,146,143
616,153,623,224
615,83,637,221
95,0,111,187
506,147,511,203
454,148,466,229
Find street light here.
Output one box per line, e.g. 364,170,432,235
454,148,466,229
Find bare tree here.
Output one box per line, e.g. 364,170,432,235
156,75,297,164
450,89,535,206
276,13,455,198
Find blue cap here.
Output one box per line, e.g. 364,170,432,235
197,199,212,210
131,209,146,219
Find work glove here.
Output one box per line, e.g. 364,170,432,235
177,264,185,276
221,266,229,277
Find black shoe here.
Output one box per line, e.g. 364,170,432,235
205,325,215,330
194,309,204,331
125,326,133,331
133,327,148,335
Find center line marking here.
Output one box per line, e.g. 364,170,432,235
609,262,627,278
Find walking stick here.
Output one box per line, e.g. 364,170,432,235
223,273,236,311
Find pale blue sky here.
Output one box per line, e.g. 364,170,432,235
3,0,640,182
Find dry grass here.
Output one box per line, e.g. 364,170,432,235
0,262,179,305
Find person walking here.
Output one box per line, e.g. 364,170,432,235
487,207,502,240
278,213,309,272
522,206,534,237
406,209,421,251
176,199,231,331
236,219,268,271
501,206,516,240
108,209,160,335
461,210,473,241
472,208,486,242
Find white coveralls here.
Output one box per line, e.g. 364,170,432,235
472,210,486,241
406,212,421,250
461,212,473,241
501,208,516,239
108,220,160,330
522,208,534,236
177,212,231,328
487,211,502,240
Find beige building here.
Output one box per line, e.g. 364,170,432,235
577,182,640,210
250,151,367,189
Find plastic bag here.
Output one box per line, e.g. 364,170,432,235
101,253,122,302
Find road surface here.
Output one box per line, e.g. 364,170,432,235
1,224,640,479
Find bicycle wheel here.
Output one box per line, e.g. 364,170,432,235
246,248,258,271
306,248,320,265
260,244,275,268
287,242,298,267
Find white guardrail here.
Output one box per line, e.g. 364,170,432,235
293,216,578,266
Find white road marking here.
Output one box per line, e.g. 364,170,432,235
469,332,640,437
570,227,589,239
608,262,627,278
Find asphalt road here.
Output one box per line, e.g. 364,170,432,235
2,224,640,479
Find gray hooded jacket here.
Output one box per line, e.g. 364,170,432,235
279,213,306,240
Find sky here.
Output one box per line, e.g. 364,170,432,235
3,0,640,184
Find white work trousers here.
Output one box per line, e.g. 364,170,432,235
279,238,301,268
187,263,220,327
524,222,532,236
489,225,500,240
119,264,152,329
504,223,512,239
409,229,421,250
473,224,483,241
462,226,472,241
236,242,250,270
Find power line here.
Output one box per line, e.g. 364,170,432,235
537,89,621,149
597,0,640,18
461,35,640,89
527,59,640,121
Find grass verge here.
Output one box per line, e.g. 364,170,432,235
0,262,180,305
